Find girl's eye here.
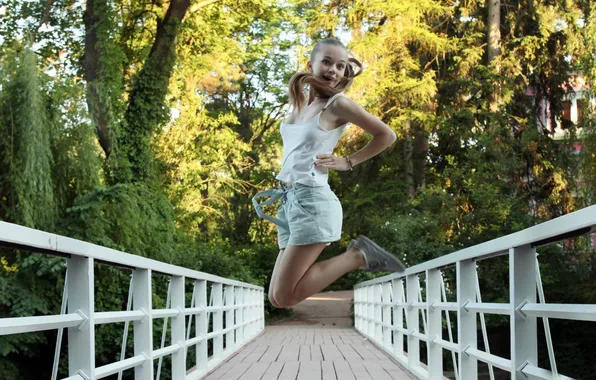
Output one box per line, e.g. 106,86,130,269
322,60,329,64
338,65,345,70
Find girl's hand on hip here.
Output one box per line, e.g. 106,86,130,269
314,154,350,171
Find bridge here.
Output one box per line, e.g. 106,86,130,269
0,204,595,379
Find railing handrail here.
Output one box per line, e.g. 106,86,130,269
0,221,263,290
355,204,596,288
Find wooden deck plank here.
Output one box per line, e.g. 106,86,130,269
259,344,282,362
218,362,251,380
320,344,344,360
279,361,300,379
203,361,234,380
242,345,268,363
348,361,373,380
311,345,324,361
261,362,284,380
298,345,311,361
298,361,322,380
321,361,337,380
332,360,356,380
204,326,416,380
238,362,270,380
277,344,299,361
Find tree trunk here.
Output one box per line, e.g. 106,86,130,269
83,0,112,157
487,0,501,112
413,122,428,190
404,120,415,199
119,0,191,182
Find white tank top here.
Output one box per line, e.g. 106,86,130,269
276,93,350,186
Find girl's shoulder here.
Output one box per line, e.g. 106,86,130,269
327,93,360,113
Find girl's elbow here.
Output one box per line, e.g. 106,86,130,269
387,130,397,145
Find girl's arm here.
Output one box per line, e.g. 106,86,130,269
315,96,397,171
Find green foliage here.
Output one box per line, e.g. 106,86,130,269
0,47,56,230
62,184,176,260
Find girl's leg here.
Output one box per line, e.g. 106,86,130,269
272,242,365,308
268,249,285,308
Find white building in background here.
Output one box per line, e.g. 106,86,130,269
534,75,595,140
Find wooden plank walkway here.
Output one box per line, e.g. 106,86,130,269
203,326,414,380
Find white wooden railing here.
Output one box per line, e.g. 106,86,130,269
354,205,596,380
0,222,265,380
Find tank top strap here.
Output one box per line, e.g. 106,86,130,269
322,93,344,110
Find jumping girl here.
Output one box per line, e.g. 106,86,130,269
253,38,405,308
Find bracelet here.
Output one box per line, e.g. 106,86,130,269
345,157,354,171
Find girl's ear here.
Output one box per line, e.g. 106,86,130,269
307,60,313,72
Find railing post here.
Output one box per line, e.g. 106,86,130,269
67,256,95,379
234,287,244,345
196,280,208,371
260,288,265,330
427,268,443,378
225,285,234,351
249,288,255,337
213,283,223,359
133,268,153,379
392,278,406,360
355,287,362,331
171,276,185,379
242,287,249,341
457,259,477,379
382,282,392,350
510,246,537,379
374,284,383,344
367,285,374,337
406,274,420,370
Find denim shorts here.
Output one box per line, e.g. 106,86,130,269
275,183,343,249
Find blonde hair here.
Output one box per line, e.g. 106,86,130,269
288,39,363,113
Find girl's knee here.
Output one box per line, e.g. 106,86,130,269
268,293,283,309
272,289,299,308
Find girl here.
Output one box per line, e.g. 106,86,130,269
253,38,405,308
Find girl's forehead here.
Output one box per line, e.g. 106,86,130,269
314,45,348,61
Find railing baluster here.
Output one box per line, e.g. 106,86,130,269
236,286,244,345
213,283,224,359
418,280,427,334
475,266,495,380
196,280,208,371
441,272,459,380
156,280,171,380
118,275,133,380
225,285,235,351
249,288,255,337
171,276,185,379
535,254,558,376
374,284,383,344
510,246,538,379
427,268,443,378
67,256,95,379
393,278,406,360
406,274,420,371
242,287,249,341
133,268,153,379
357,287,363,331
382,282,392,350
457,259,477,379
52,270,67,380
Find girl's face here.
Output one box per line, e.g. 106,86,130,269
307,45,349,88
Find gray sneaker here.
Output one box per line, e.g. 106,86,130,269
348,235,406,273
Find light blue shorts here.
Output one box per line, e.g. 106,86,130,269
252,183,343,249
